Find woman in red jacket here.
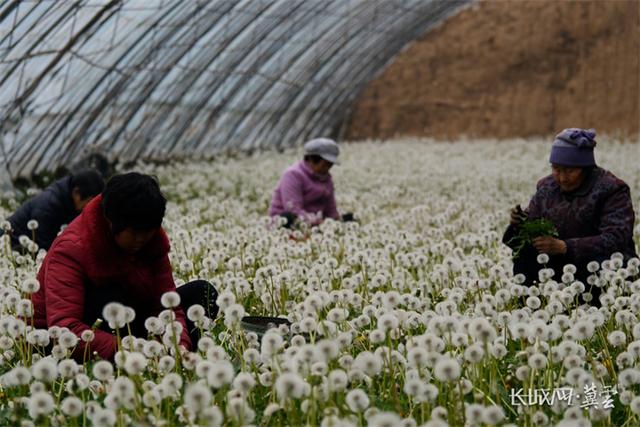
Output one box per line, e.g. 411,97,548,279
32,172,218,360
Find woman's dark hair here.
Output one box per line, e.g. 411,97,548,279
304,154,324,163
101,172,166,233
69,169,105,199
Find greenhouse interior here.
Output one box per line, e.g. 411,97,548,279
0,1,639,426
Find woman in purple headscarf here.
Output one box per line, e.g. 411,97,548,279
503,128,637,306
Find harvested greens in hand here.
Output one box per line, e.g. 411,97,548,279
508,218,559,258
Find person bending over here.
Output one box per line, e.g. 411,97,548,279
269,138,353,228
6,169,104,251
32,172,218,360
503,128,637,306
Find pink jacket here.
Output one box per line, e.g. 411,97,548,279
269,160,339,224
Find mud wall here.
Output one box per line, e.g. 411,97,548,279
344,0,640,141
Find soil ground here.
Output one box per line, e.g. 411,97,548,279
344,0,640,141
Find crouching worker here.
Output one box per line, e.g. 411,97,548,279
269,138,354,228
32,172,219,360
503,128,637,306
6,169,104,251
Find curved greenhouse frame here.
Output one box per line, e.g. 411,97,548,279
0,0,468,178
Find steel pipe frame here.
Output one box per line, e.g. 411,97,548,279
0,0,470,178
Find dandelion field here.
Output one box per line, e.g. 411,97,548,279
0,139,639,427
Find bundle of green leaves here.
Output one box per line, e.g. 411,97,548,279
508,218,559,258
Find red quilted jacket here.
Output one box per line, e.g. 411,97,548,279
33,195,191,360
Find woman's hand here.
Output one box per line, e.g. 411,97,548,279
509,204,527,226
532,236,567,255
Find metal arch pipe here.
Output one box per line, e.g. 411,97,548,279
12,0,188,175
293,0,466,145
123,0,294,162
0,2,76,87
0,1,57,55
194,0,367,155
0,1,21,24
134,0,299,160
164,0,330,158
115,1,244,161
62,3,210,164
13,4,131,175
4,0,121,176
1,0,472,177
226,0,410,151
265,0,466,148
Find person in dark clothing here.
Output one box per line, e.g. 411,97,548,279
6,169,105,251
33,172,218,361
503,128,637,306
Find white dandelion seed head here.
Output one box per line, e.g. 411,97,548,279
207,361,234,388
184,383,212,414
368,412,402,427
536,254,549,265
90,408,117,427
80,329,95,342
58,332,79,349
20,278,40,294
60,396,84,417
92,360,114,381
608,330,627,348
232,372,256,394
187,304,206,322
346,388,370,412
201,405,224,427
160,291,181,309
275,372,306,401
27,391,55,419
111,376,136,400
630,396,640,414
123,352,148,376
57,359,79,379
102,302,126,328
216,291,236,310
528,353,547,370
433,357,461,382
31,358,58,383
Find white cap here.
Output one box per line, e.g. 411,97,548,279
303,138,340,165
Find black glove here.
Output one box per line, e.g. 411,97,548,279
341,213,355,222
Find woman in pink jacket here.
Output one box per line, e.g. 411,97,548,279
269,138,352,227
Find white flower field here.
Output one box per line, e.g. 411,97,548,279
0,139,639,427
